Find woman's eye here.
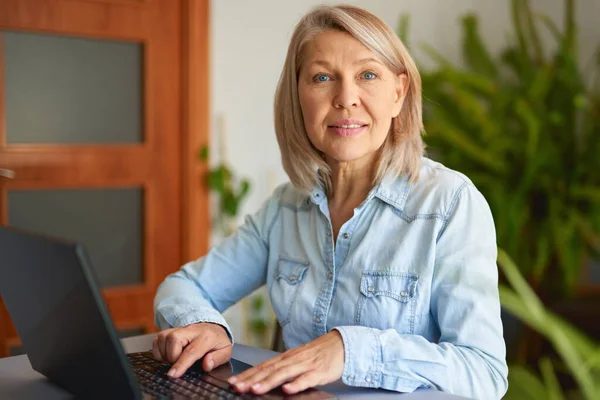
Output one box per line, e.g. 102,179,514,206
313,74,330,83
362,71,377,80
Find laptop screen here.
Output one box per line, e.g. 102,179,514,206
0,227,140,399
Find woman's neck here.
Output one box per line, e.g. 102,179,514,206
327,157,374,210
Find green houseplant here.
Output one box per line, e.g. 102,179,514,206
199,145,250,236
400,0,600,297
498,249,600,399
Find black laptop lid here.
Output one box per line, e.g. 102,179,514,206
0,227,141,399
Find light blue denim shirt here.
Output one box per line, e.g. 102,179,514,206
154,157,509,399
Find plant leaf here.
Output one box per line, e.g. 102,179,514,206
198,145,209,161
498,250,600,399
420,43,454,68
504,364,549,400
539,357,565,400
461,14,498,77
537,13,563,43
397,14,410,46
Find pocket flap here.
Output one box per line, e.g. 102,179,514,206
360,272,419,302
276,258,309,285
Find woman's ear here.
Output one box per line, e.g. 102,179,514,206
392,73,408,117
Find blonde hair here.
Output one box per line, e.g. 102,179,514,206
274,4,425,194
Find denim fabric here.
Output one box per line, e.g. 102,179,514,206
154,157,509,399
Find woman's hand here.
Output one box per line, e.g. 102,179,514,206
152,322,232,378
228,330,345,395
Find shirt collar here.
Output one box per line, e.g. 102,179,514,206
308,172,410,212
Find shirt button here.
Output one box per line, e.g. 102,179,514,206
366,376,372,383
367,286,375,292
326,232,332,237
400,290,408,297
328,272,333,280
315,316,322,323
343,233,349,239
289,275,296,282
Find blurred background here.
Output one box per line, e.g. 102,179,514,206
0,0,599,398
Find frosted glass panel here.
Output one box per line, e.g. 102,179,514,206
4,31,142,144
7,188,143,287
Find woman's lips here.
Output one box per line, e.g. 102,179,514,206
328,125,368,137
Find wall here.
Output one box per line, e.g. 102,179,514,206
209,0,600,344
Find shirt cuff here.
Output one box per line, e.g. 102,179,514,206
158,308,235,345
333,326,383,388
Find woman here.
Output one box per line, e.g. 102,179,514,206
153,4,508,399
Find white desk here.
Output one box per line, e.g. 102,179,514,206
0,334,469,399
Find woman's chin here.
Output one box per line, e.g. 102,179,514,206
324,150,377,166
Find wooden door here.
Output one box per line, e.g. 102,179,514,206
0,0,210,357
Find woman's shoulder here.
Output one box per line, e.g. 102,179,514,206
383,157,482,219
266,182,312,211
417,157,474,192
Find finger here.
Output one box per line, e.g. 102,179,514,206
165,332,187,364
168,340,212,378
203,345,232,372
230,352,288,383
249,361,310,395
152,337,163,361
229,361,277,392
282,371,321,395
230,356,296,392
155,330,174,361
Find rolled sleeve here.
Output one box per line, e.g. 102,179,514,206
153,185,286,344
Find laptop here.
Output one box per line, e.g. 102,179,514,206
0,227,336,400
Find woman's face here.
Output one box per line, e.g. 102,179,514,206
298,30,407,168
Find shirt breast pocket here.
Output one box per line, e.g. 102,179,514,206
356,271,419,334
269,257,309,327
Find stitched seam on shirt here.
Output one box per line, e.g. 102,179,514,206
375,192,403,211
390,208,446,223
373,328,383,387
281,202,310,212
375,176,411,210
436,182,469,242
380,373,431,389
446,182,469,219
410,296,416,333
361,271,419,278
264,195,283,243
173,313,222,327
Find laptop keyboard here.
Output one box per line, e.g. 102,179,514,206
127,351,258,399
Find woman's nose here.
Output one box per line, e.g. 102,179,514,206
333,81,361,109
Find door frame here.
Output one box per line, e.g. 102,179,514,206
182,0,211,262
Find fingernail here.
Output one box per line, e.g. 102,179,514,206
167,368,177,377
252,383,261,390
206,360,214,371
228,376,238,384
